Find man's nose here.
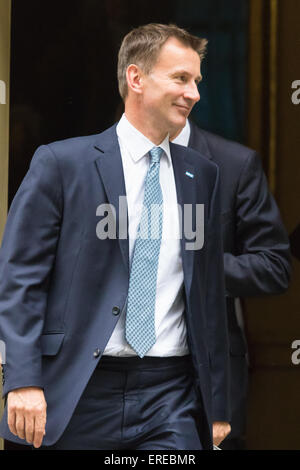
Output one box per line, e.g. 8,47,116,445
185,82,200,103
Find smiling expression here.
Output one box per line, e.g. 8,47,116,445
140,37,202,134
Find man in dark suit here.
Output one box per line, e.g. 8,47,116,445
171,118,291,449
0,24,231,450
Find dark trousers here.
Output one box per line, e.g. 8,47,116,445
40,355,203,450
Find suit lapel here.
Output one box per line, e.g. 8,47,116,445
170,143,197,299
93,125,129,274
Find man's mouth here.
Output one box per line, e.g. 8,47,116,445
174,104,191,113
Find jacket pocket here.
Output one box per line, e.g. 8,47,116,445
41,332,65,356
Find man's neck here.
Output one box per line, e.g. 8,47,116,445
169,127,182,141
124,109,168,146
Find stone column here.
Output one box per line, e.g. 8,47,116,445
0,0,12,451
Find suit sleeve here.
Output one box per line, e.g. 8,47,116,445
0,145,63,396
206,166,230,422
224,151,291,298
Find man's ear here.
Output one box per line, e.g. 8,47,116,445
126,64,144,95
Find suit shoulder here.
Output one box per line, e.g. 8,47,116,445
45,133,101,162
192,125,257,168
39,124,117,165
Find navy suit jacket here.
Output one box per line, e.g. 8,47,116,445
188,121,291,438
0,124,230,448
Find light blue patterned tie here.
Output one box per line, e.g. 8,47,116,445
125,147,164,357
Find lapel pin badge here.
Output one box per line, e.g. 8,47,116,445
185,171,194,179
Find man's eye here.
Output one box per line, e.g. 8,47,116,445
177,76,187,82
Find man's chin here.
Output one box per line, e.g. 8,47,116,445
172,115,187,129
169,115,187,134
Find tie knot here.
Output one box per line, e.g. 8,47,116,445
149,147,163,164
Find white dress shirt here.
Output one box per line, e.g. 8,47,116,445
103,114,189,357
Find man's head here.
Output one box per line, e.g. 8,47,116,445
117,23,207,142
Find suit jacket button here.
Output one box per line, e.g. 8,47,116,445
93,349,101,358
112,306,120,316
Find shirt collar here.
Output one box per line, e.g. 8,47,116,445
171,119,191,147
116,113,171,166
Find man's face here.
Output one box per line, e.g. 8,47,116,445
141,37,202,133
